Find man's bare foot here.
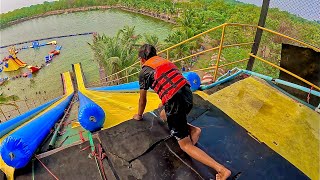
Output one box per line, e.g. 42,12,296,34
216,167,231,180
189,125,201,145
133,114,143,120
160,109,167,121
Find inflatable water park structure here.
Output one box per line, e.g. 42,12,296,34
0,24,319,180
0,41,62,83
1,46,27,72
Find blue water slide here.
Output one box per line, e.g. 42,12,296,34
78,92,105,132
89,81,140,91
0,97,60,139
0,94,73,168
89,72,201,92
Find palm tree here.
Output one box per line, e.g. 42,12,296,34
88,26,142,84
143,34,161,50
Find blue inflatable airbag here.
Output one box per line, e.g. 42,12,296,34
0,94,73,168
78,92,105,132
183,72,201,91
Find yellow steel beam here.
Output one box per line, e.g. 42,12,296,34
158,24,225,54
172,42,253,64
192,58,249,72
249,53,320,91
213,25,226,81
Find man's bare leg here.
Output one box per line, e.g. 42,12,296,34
188,123,201,145
160,108,167,121
178,137,231,180
160,108,201,145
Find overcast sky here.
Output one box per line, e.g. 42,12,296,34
0,0,57,14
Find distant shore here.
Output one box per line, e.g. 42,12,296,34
5,5,176,28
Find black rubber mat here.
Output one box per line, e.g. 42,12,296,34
99,113,170,162
98,113,207,179
0,171,5,180
14,140,116,180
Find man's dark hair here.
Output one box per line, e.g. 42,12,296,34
138,44,157,60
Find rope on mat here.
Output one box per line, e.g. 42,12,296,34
165,142,205,180
35,155,59,180
79,131,85,142
90,144,108,180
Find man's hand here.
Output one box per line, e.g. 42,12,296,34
133,114,143,121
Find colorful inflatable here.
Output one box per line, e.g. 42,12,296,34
30,41,57,49
3,47,27,72
45,45,62,63
27,65,41,73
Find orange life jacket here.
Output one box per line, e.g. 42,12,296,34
143,56,188,104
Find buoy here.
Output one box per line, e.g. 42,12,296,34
182,72,201,92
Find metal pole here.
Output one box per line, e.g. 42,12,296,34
126,69,129,83
48,95,75,150
246,0,270,70
213,25,226,81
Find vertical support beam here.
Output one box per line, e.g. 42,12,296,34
213,25,226,81
126,69,129,83
246,0,270,70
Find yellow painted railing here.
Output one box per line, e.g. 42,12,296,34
91,23,320,91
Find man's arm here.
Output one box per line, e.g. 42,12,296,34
133,89,147,120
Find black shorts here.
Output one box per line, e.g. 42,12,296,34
164,85,193,141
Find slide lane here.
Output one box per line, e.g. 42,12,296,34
73,63,161,129
0,72,74,180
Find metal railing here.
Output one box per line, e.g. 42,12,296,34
88,23,320,91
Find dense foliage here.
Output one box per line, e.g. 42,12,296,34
1,0,319,77
88,26,161,83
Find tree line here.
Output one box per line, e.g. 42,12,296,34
1,0,319,78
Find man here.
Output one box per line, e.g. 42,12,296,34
133,44,231,180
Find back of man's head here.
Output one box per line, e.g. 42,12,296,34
138,44,157,60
